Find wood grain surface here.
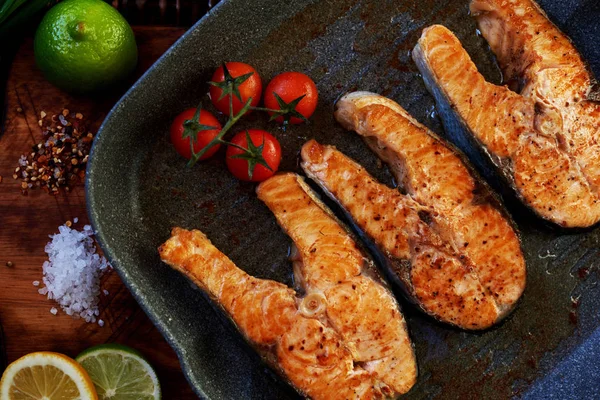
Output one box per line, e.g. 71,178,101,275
0,26,198,399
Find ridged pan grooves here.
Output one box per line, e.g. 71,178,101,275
87,0,600,398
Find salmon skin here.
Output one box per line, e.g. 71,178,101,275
301,132,525,330
331,91,526,325
413,1,600,228
160,173,417,399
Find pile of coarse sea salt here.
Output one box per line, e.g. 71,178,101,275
35,221,110,325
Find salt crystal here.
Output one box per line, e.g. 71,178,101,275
50,307,58,315
103,290,109,296
32,281,40,287
73,217,79,223
98,319,105,327
38,222,111,324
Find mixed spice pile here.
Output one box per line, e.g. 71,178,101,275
13,109,95,195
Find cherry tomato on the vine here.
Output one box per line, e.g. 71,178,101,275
226,129,281,182
264,72,318,124
209,62,262,116
170,108,222,160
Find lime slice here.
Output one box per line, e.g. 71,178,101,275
76,344,160,400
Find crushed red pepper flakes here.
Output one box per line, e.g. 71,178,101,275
13,109,96,195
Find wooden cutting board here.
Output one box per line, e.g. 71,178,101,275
0,26,197,399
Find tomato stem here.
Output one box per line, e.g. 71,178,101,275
226,130,273,180
269,93,309,131
187,97,254,167
248,106,281,113
256,94,309,132
181,102,220,160
208,63,254,104
228,80,234,117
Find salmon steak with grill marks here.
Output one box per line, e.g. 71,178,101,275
159,173,417,399
330,92,526,326
302,93,525,330
412,0,600,228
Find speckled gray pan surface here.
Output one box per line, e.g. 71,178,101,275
86,0,600,398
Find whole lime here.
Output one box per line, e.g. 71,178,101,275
34,0,137,94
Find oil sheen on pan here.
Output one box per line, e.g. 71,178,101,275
86,0,600,398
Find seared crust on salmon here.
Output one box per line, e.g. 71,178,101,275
413,5,600,228
160,173,417,399
302,140,521,330
334,92,526,314
257,173,417,397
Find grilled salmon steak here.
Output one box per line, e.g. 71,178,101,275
301,138,524,330
332,91,526,321
413,1,600,228
159,173,417,399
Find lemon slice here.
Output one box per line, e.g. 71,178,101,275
76,344,161,400
0,351,98,399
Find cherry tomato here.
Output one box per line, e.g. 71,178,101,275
170,108,222,160
226,129,281,182
209,62,262,116
263,72,318,124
